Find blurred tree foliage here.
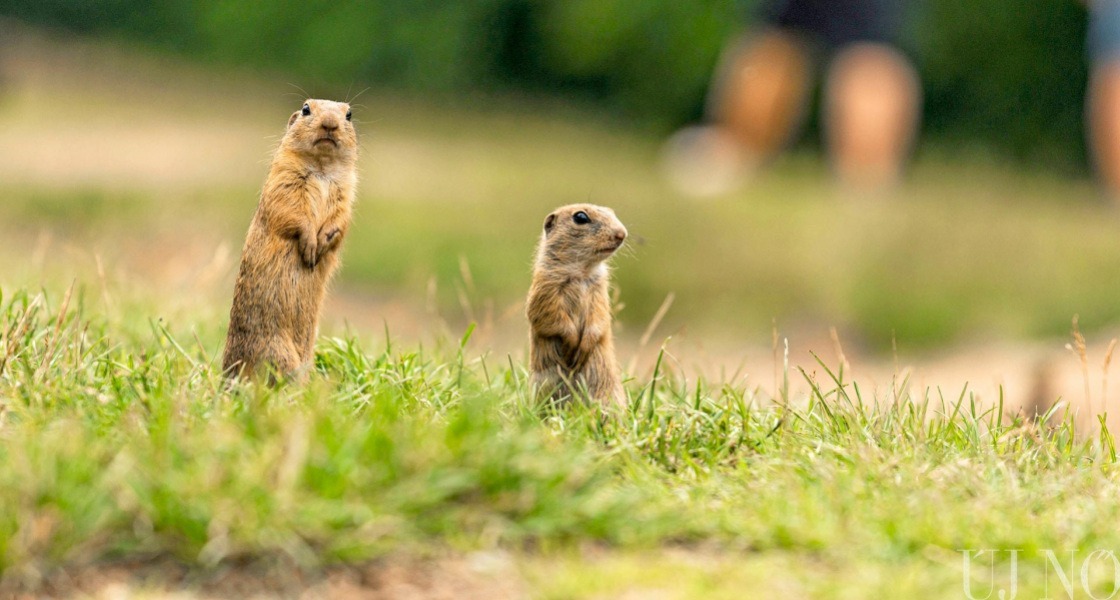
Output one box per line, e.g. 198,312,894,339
915,0,1089,166
2,0,1091,164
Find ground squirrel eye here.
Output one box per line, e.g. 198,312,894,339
301,103,311,116
345,109,352,121
573,211,591,225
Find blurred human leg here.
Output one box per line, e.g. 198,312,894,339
1088,62,1120,196
1087,1,1120,197
823,43,921,190
710,29,813,167
662,29,811,197
664,0,918,196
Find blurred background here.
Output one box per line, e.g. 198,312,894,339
1,0,1118,408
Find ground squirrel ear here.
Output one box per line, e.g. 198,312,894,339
544,213,557,234
287,112,299,129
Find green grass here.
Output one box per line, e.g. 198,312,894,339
4,283,1120,597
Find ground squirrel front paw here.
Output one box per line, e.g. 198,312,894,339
298,230,318,268
316,226,341,262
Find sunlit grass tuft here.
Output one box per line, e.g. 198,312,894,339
3,284,1120,596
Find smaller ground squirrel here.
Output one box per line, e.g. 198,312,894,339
222,99,358,381
527,204,628,408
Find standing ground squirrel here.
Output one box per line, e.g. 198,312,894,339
527,204,628,408
222,99,358,380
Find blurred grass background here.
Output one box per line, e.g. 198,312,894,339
2,0,1093,164
0,2,1114,356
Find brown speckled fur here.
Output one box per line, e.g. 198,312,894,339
222,99,358,381
527,204,628,408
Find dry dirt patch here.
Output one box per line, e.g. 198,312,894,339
7,554,527,600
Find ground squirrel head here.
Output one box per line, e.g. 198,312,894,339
537,204,627,272
282,99,357,162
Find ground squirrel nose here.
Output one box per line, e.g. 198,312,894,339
321,120,339,131
614,229,627,243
